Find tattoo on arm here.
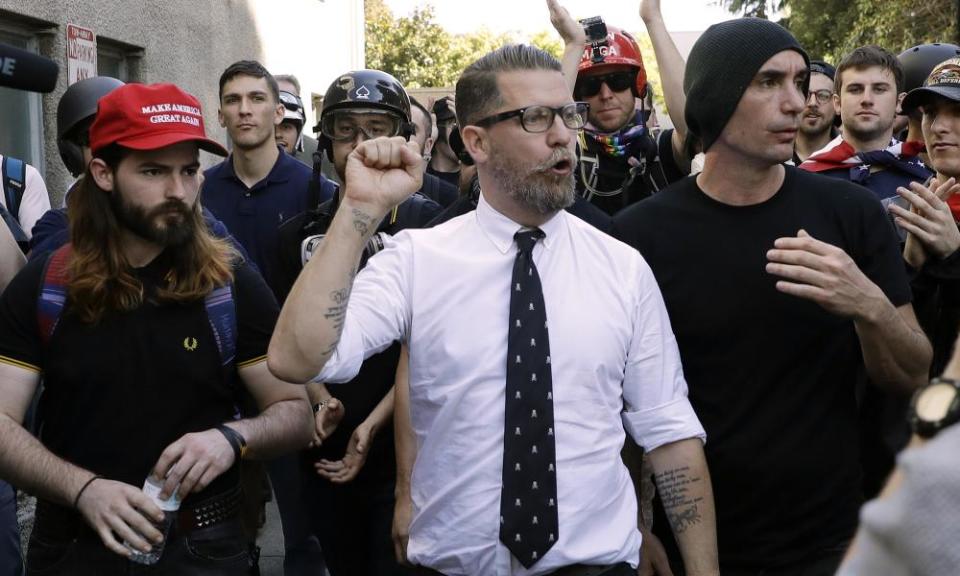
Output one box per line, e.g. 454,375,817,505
351,208,376,237
654,466,704,535
321,286,350,356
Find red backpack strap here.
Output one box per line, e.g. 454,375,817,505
37,244,73,346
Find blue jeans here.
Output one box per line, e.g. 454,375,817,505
0,481,22,576
26,500,253,575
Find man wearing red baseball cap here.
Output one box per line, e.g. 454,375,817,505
0,82,312,574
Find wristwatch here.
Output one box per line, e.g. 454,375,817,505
909,378,960,438
312,399,329,413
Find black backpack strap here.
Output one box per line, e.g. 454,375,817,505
2,156,26,222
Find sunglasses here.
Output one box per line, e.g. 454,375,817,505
577,72,636,98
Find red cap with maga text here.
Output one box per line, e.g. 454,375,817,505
90,82,228,157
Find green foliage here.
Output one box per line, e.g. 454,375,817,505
717,0,957,64
365,2,568,88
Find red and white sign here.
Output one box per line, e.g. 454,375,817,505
66,24,97,85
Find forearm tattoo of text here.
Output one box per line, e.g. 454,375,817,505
654,466,704,534
322,286,351,355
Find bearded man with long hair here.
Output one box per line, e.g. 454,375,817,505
0,83,312,575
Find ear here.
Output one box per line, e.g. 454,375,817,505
832,93,841,117
218,107,226,128
460,125,488,164
274,102,284,127
896,92,906,114
88,158,115,192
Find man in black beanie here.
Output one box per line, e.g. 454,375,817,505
612,17,931,576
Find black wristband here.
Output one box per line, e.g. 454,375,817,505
216,424,247,461
73,475,102,509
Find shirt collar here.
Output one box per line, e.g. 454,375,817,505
219,146,292,187
475,191,564,254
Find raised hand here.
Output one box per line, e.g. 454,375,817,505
547,0,586,46
640,0,663,24
343,137,424,222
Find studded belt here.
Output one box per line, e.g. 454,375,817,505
176,486,242,533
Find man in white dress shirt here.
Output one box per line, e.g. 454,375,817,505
269,44,719,576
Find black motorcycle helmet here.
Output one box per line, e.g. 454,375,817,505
315,69,415,161
57,76,125,176
899,43,960,94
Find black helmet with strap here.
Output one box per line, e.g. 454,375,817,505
57,76,125,176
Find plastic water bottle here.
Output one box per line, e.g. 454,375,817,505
126,476,180,565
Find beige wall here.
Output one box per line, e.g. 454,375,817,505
0,0,363,206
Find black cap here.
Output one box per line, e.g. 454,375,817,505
809,60,835,81
899,43,960,94
902,57,960,114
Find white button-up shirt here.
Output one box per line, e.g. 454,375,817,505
318,194,705,575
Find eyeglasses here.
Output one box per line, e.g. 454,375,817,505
474,102,589,133
577,72,636,98
320,111,403,142
806,89,833,105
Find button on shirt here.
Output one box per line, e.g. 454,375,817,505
203,149,335,299
317,194,705,576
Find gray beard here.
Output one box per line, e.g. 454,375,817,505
488,149,576,215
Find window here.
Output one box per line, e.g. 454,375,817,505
0,27,45,172
97,37,141,82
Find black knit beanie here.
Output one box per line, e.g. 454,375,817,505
684,18,809,152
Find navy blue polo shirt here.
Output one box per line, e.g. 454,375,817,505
203,149,335,300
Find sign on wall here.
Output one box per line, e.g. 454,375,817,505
66,24,96,85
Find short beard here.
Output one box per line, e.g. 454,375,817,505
845,116,895,146
110,186,196,247
799,117,834,138
489,147,576,215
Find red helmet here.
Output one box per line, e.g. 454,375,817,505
577,26,648,98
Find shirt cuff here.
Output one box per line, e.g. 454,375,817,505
622,397,706,452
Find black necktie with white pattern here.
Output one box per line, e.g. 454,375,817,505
500,228,558,568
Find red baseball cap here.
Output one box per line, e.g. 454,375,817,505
90,83,228,157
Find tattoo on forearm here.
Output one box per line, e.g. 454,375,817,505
654,466,704,535
322,286,350,355
351,208,376,237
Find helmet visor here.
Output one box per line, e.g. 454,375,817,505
320,110,403,142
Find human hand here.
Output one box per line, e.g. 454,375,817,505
310,397,345,447
766,229,886,320
343,137,423,223
151,428,236,499
392,491,413,565
889,177,960,263
75,476,166,558
314,420,376,483
639,0,663,24
547,0,586,46
638,527,674,576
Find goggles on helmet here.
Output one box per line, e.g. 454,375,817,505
320,110,403,142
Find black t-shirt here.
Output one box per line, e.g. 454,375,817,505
0,253,278,501
576,128,685,216
611,166,911,569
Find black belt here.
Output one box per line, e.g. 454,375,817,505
417,562,631,576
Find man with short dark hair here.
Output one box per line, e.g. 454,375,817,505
427,96,462,187
613,19,931,576
270,44,719,576
0,82,312,573
801,46,932,204
203,60,336,300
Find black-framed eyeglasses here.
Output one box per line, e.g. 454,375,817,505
806,89,833,105
577,71,636,98
474,102,589,133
